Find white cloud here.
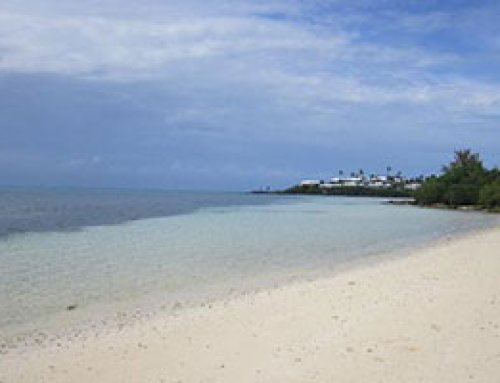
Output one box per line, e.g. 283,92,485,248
1,0,499,149
0,4,337,77
2,0,498,117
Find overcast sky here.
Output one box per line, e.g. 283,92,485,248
1,0,499,190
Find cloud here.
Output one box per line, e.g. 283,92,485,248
1,0,497,110
0,0,499,188
0,2,329,77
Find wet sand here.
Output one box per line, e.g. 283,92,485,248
2,227,500,383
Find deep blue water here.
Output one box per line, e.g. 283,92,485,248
0,187,283,237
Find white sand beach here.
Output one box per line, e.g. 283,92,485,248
2,227,500,383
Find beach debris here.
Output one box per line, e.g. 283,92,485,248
66,304,78,311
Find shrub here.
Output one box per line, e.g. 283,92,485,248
414,178,446,204
444,184,480,206
414,149,499,209
479,181,500,209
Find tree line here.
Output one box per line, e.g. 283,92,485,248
414,149,500,210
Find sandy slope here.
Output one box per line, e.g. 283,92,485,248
2,227,500,383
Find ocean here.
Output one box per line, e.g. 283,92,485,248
1,188,499,345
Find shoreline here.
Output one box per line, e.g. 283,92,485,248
279,191,500,214
2,226,500,382
1,218,493,349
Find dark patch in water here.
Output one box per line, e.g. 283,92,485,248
0,188,285,238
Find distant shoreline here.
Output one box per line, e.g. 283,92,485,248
251,190,500,213
254,185,413,198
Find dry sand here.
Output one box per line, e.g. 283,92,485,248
1,227,500,383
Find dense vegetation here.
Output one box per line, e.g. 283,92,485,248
283,185,412,198
414,150,500,210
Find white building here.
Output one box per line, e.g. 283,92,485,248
320,182,342,189
300,180,321,186
404,183,421,190
298,173,422,190
342,177,364,187
368,180,386,188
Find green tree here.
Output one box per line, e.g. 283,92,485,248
479,180,500,209
414,177,446,204
414,149,499,209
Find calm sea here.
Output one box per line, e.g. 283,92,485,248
1,188,499,343
0,187,282,237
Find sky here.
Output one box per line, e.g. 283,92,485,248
0,0,499,190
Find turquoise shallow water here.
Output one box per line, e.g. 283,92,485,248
1,193,499,341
